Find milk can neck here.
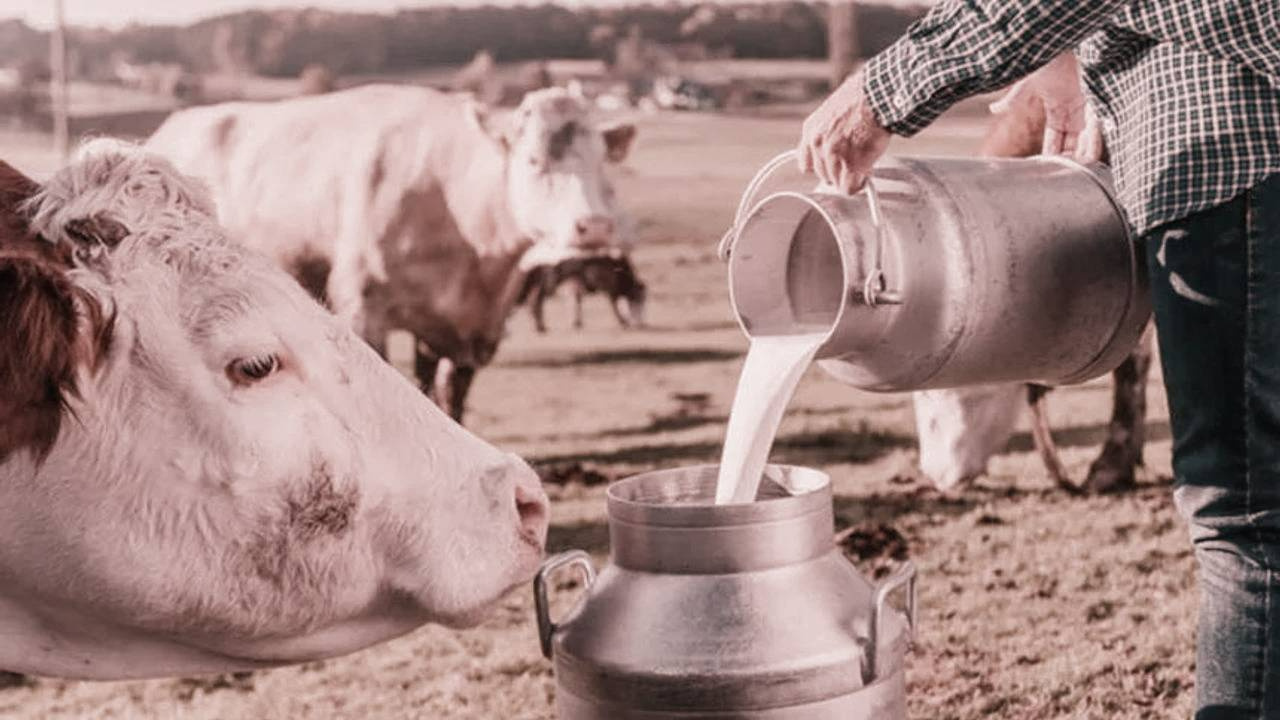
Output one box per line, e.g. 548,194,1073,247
605,465,836,574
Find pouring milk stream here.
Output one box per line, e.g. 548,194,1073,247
713,150,882,505
713,333,824,504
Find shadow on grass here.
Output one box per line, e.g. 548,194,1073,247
1005,421,1172,453
548,521,612,555
833,489,980,528
0,671,31,691
531,422,916,470
500,347,742,369
592,405,880,441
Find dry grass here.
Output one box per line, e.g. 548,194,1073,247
0,103,1194,719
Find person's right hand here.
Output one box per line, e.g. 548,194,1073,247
989,52,1103,163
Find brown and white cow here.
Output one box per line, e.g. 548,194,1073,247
913,84,1154,493
0,142,548,680
146,84,638,421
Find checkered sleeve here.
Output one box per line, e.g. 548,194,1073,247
862,0,1128,136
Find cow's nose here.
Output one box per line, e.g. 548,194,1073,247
575,215,615,246
510,459,549,547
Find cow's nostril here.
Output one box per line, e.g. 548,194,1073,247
575,216,615,240
515,480,549,543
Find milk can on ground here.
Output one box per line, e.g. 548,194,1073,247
535,465,916,719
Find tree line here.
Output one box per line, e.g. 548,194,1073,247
0,3,927,81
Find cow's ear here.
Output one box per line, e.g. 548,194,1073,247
0,162,110,464
0,254,84,463
601,122,637,163
464,98,510,154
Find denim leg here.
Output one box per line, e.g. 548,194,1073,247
1146,173,1280,718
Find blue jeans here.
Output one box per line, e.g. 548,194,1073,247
1146,173,1280,718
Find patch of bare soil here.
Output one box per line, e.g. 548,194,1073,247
837,522,911,580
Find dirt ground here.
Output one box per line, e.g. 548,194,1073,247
0,104,1195,719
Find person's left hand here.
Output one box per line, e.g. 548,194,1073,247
988,52,1093,158
797,70,892,194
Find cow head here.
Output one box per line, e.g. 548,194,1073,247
912,386,1024,490
0,143,548,679
470,87,637,266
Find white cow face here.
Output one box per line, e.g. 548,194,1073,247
0,144,548,678
477,88,637,265
912,385,1024,490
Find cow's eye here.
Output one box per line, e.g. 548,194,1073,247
228,353,281,385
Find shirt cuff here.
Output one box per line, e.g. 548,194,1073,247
863,40,949,137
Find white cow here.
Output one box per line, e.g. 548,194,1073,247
146,84,638,421
0,143,548,680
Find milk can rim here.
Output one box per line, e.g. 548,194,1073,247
727,189,849,352
606,463,833,527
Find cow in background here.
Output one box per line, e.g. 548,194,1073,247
515,252,648,333
0,143,547,679
147,85,638,422
913,82,1155,494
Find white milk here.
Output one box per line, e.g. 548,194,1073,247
714,332,825,504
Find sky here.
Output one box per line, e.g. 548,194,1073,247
2,0,650,30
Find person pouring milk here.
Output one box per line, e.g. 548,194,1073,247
799,1,1280,716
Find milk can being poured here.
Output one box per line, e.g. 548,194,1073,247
721,149,1151,395
716,148,1151,503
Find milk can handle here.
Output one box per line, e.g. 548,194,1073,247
533,550,597,660
863,561,917,685
718,149,899,307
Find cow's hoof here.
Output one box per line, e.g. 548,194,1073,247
1083,457,1138,494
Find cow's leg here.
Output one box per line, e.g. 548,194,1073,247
572,281,586,330
611,294,633,328
448,365,477,423
413,340,441,401
1084,325,1155,493
1026,384,1081,494
531,281,550,334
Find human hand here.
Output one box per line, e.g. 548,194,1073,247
989,52,1102,161
797,70,892,194
1074,101,1105,164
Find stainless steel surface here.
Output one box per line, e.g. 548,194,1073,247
537,465,913,718
723,150,902,307
723,153,1151,391
865,563,917,685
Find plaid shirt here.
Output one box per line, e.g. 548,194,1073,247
863,0,1280,236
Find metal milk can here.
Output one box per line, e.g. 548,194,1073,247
534,464,916,719
720,151,1151,391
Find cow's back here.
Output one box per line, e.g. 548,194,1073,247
147,85,525,365
147,85,454,269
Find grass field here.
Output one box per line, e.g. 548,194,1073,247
0,102,1194,719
